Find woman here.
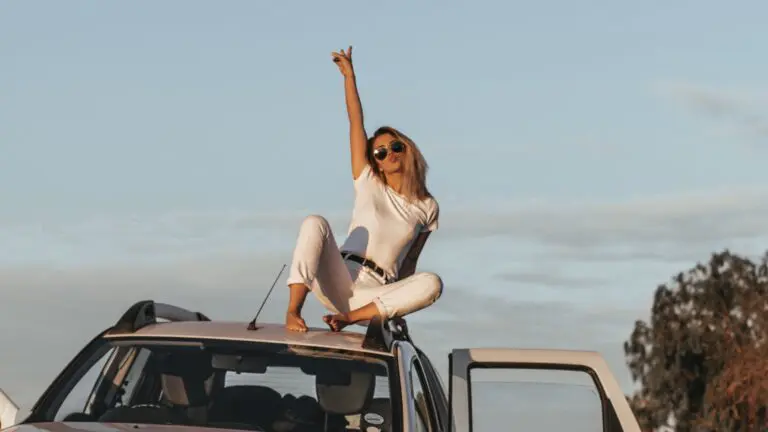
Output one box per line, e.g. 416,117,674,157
284,46,443,333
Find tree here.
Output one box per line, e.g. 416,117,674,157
623,249,768,431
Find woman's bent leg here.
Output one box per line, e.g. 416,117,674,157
285,215,355,331
324,271,444,331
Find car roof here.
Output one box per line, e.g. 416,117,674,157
105,320,395,357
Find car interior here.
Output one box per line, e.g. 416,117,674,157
57,343,394,432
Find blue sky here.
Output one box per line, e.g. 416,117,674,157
2,0,768,427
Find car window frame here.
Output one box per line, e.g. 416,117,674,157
415,347,449,431
397,342,440,432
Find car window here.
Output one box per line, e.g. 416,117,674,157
409,358,436,432
54,347,118,421
54,346,116,421
40,339,395,432
469,368,603,432
225,364,392,430
54,346,153,421
116,348,153,405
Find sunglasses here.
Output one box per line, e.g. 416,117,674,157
372,140,406,161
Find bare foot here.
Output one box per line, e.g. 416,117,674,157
323,313,352,332
286,311,308,332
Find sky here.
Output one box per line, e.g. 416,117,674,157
2,0,768,429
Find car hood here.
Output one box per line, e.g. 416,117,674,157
3,423,250,432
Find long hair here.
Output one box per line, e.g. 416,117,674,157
366,126,432,202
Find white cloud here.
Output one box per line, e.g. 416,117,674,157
440,187,768,264
4,186,768,267
657,81,768,140
495,268,609,289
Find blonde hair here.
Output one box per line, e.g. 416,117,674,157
366,126,432,202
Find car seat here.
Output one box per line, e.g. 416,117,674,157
156,349,216,424
208,385,283,430
314,369,375,431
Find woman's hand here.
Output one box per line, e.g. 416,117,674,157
332,46,355,79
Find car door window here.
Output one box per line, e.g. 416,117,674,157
54,346,151,421
469,368,603,432
54,347,117,420
116,347,152,406
409,359,437,432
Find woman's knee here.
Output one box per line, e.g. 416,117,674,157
417,271,443,302
376,272,444,319
300,214,331,235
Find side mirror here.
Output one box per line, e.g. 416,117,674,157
0,387,20,428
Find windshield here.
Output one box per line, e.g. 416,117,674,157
30,336,395,432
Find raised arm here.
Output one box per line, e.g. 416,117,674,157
332,46,368,180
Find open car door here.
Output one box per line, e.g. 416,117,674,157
448,348,642,432
0,388,20,429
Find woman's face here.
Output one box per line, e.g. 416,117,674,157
371,133,406,174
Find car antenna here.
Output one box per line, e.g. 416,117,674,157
247,263,286,330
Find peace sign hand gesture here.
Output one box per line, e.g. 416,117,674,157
332,46,355,79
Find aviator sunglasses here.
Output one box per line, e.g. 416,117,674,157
372,140,406,161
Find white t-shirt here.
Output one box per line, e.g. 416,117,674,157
340,163,439,281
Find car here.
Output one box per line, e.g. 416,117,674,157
0,300,642,432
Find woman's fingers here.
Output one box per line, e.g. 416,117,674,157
330,48,354,75
334,48,351,60
331,46,353,58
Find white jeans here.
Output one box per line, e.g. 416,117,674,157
286,215,443,320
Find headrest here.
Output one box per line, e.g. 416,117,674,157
315,369,375,415
155,350,213,380
155,350,214,407
160,374,214,406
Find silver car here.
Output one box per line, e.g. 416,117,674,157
0,300,641,432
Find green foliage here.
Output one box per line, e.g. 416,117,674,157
624,249,768,431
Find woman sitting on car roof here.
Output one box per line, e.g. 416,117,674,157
284,46,443,333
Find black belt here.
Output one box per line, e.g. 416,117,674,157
341,252,389,281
